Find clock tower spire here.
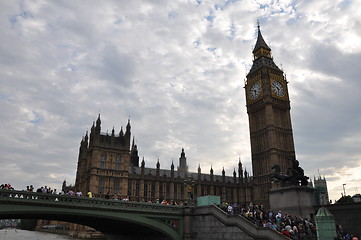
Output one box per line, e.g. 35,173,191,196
245,24,296,207
253,22,271,60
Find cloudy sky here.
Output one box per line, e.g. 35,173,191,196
1,0,360,202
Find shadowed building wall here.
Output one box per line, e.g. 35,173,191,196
75,115,253,205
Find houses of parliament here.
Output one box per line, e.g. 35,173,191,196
74,26,328,208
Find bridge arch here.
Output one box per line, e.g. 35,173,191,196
0,190,183,240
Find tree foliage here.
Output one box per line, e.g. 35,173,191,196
336,195,354,204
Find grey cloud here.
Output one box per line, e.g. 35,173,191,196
99,45,136,87
1,1,360,201
309,44,361,82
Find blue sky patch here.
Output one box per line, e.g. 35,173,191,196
193,39,201,48
29,112,43,124
168,11,177,19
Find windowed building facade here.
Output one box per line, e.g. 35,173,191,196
75,114,253,204
74,26,327,208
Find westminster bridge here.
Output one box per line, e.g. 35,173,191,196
0,189,287,240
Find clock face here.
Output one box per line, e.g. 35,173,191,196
271,81,285,97
249,82,261,100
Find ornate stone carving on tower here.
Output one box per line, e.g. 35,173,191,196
245,24,296,207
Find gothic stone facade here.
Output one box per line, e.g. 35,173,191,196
245,26,296,207
75,26,313,208
75,115,253,204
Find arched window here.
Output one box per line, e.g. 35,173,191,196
115,155,121,170
100,153,107,169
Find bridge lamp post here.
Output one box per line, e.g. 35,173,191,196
184,177,195,207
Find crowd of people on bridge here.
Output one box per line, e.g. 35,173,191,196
219,202,359,240
27,185,84,197
2,184,358,239
0,183,14,190
220,201,316,239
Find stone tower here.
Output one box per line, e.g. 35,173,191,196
245,24,296,207
75,114,134,196
314,175,330,205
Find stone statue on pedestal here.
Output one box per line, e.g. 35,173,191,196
270,157,309,186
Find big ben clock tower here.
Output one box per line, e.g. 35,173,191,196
245,24,296,207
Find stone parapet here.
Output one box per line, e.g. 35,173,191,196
189,205,288,240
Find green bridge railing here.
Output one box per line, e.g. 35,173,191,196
0,189,184,215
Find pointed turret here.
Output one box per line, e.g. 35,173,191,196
125,119,131,147
84,131,88,143
253,23,271,58
95,114,101,136
156,159,160,177
126,119,131,133
222,167,226,182
171,161,174,178
141,157,145,168
110,127,115,145
92,115,101,145
130,137,139,167
80,132,88,149
238,158,243,181
178,148,188,173
89,122,95,146
233,168,237,184
155,158,160,177
96,114,101,127
156,159,160,169
247,23,281,76
198,164,201,180
141,157,145,175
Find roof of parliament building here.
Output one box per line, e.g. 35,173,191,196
81,114,251,182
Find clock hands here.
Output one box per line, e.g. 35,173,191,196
272,81,284,97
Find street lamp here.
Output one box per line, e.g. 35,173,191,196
342,184,346,197
184,177,195,206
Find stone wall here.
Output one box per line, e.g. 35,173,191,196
321,202,361,238
191,214,254,240
188,206,288,240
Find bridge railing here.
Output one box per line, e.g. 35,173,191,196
0,189,183,215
